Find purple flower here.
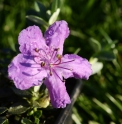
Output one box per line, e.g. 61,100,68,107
8,20,92,108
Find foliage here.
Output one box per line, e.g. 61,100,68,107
0,0,122,123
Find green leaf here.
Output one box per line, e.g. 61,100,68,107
11,86,31,97
34,117,40,124
34,1,46,12
0,117,9,124
51,0,60,14
99,28,112,44
93,98,112,114
89,121,100,124
8,100,30,115
49,8,60,25
34,110,42,118
32,101,42,108
0,107,8,115
95,51,115,61
106,93,122,111
93,98,115,120
89,38,101,52
26,15,49,28
21,118,33,124
8,35,16,51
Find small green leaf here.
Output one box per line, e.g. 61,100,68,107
8,36,16,51
0,107,8,115
0,117,9,124
26,15,49,28
99,28,112,44
72,113,81,124
34,117,40,124
34,1,46,12
51,0,60,14
93,98,115,120
89,38,101,52
49,8,60,25
93,98,112,114
106,93,122,111
32,101,42,108
21,118,33,124
8,100,30,115
34,110,42,118
89,120,100,124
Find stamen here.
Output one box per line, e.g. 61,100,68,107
59,59,75,64
51,48,59,60
38,48,49,60
50,48,60,62
35,48,39,52
57,54,62,59
50,49,56,61
50,72,52,76
41,62,45,67
53,69,65,82
49,67,53,76
33,56,41,64
53,54,62,65
55,48,60,51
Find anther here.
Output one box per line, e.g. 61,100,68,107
50,72,52,76
57,54,62,59
63,77,66,82
41,62,45,67
54,48,60,51
35,48,39,52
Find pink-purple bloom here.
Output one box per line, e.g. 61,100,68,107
8,20,92,108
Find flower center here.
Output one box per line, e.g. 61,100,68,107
33,47,74,81
34,48,62,73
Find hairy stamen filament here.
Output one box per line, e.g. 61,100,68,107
59,59,75,64
41,62,45,67
49,67,52,76
52,59,61,65
53,54,62,65
51,48,59,61
53,69,65,82
35,48,39,52
37,48,49,60
50,49,56,61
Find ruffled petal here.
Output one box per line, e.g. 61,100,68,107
44,20,70,54
8,54,47,90
44,72,71,108
18,25,47,54
58,54,92,80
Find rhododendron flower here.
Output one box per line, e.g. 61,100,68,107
8,20,92,108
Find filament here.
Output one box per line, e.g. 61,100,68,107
53,69,65,82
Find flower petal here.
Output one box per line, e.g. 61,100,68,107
44,73,71,108
59,54,92,80
44,20,70,54
8,54,47,90
18,25,47,54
